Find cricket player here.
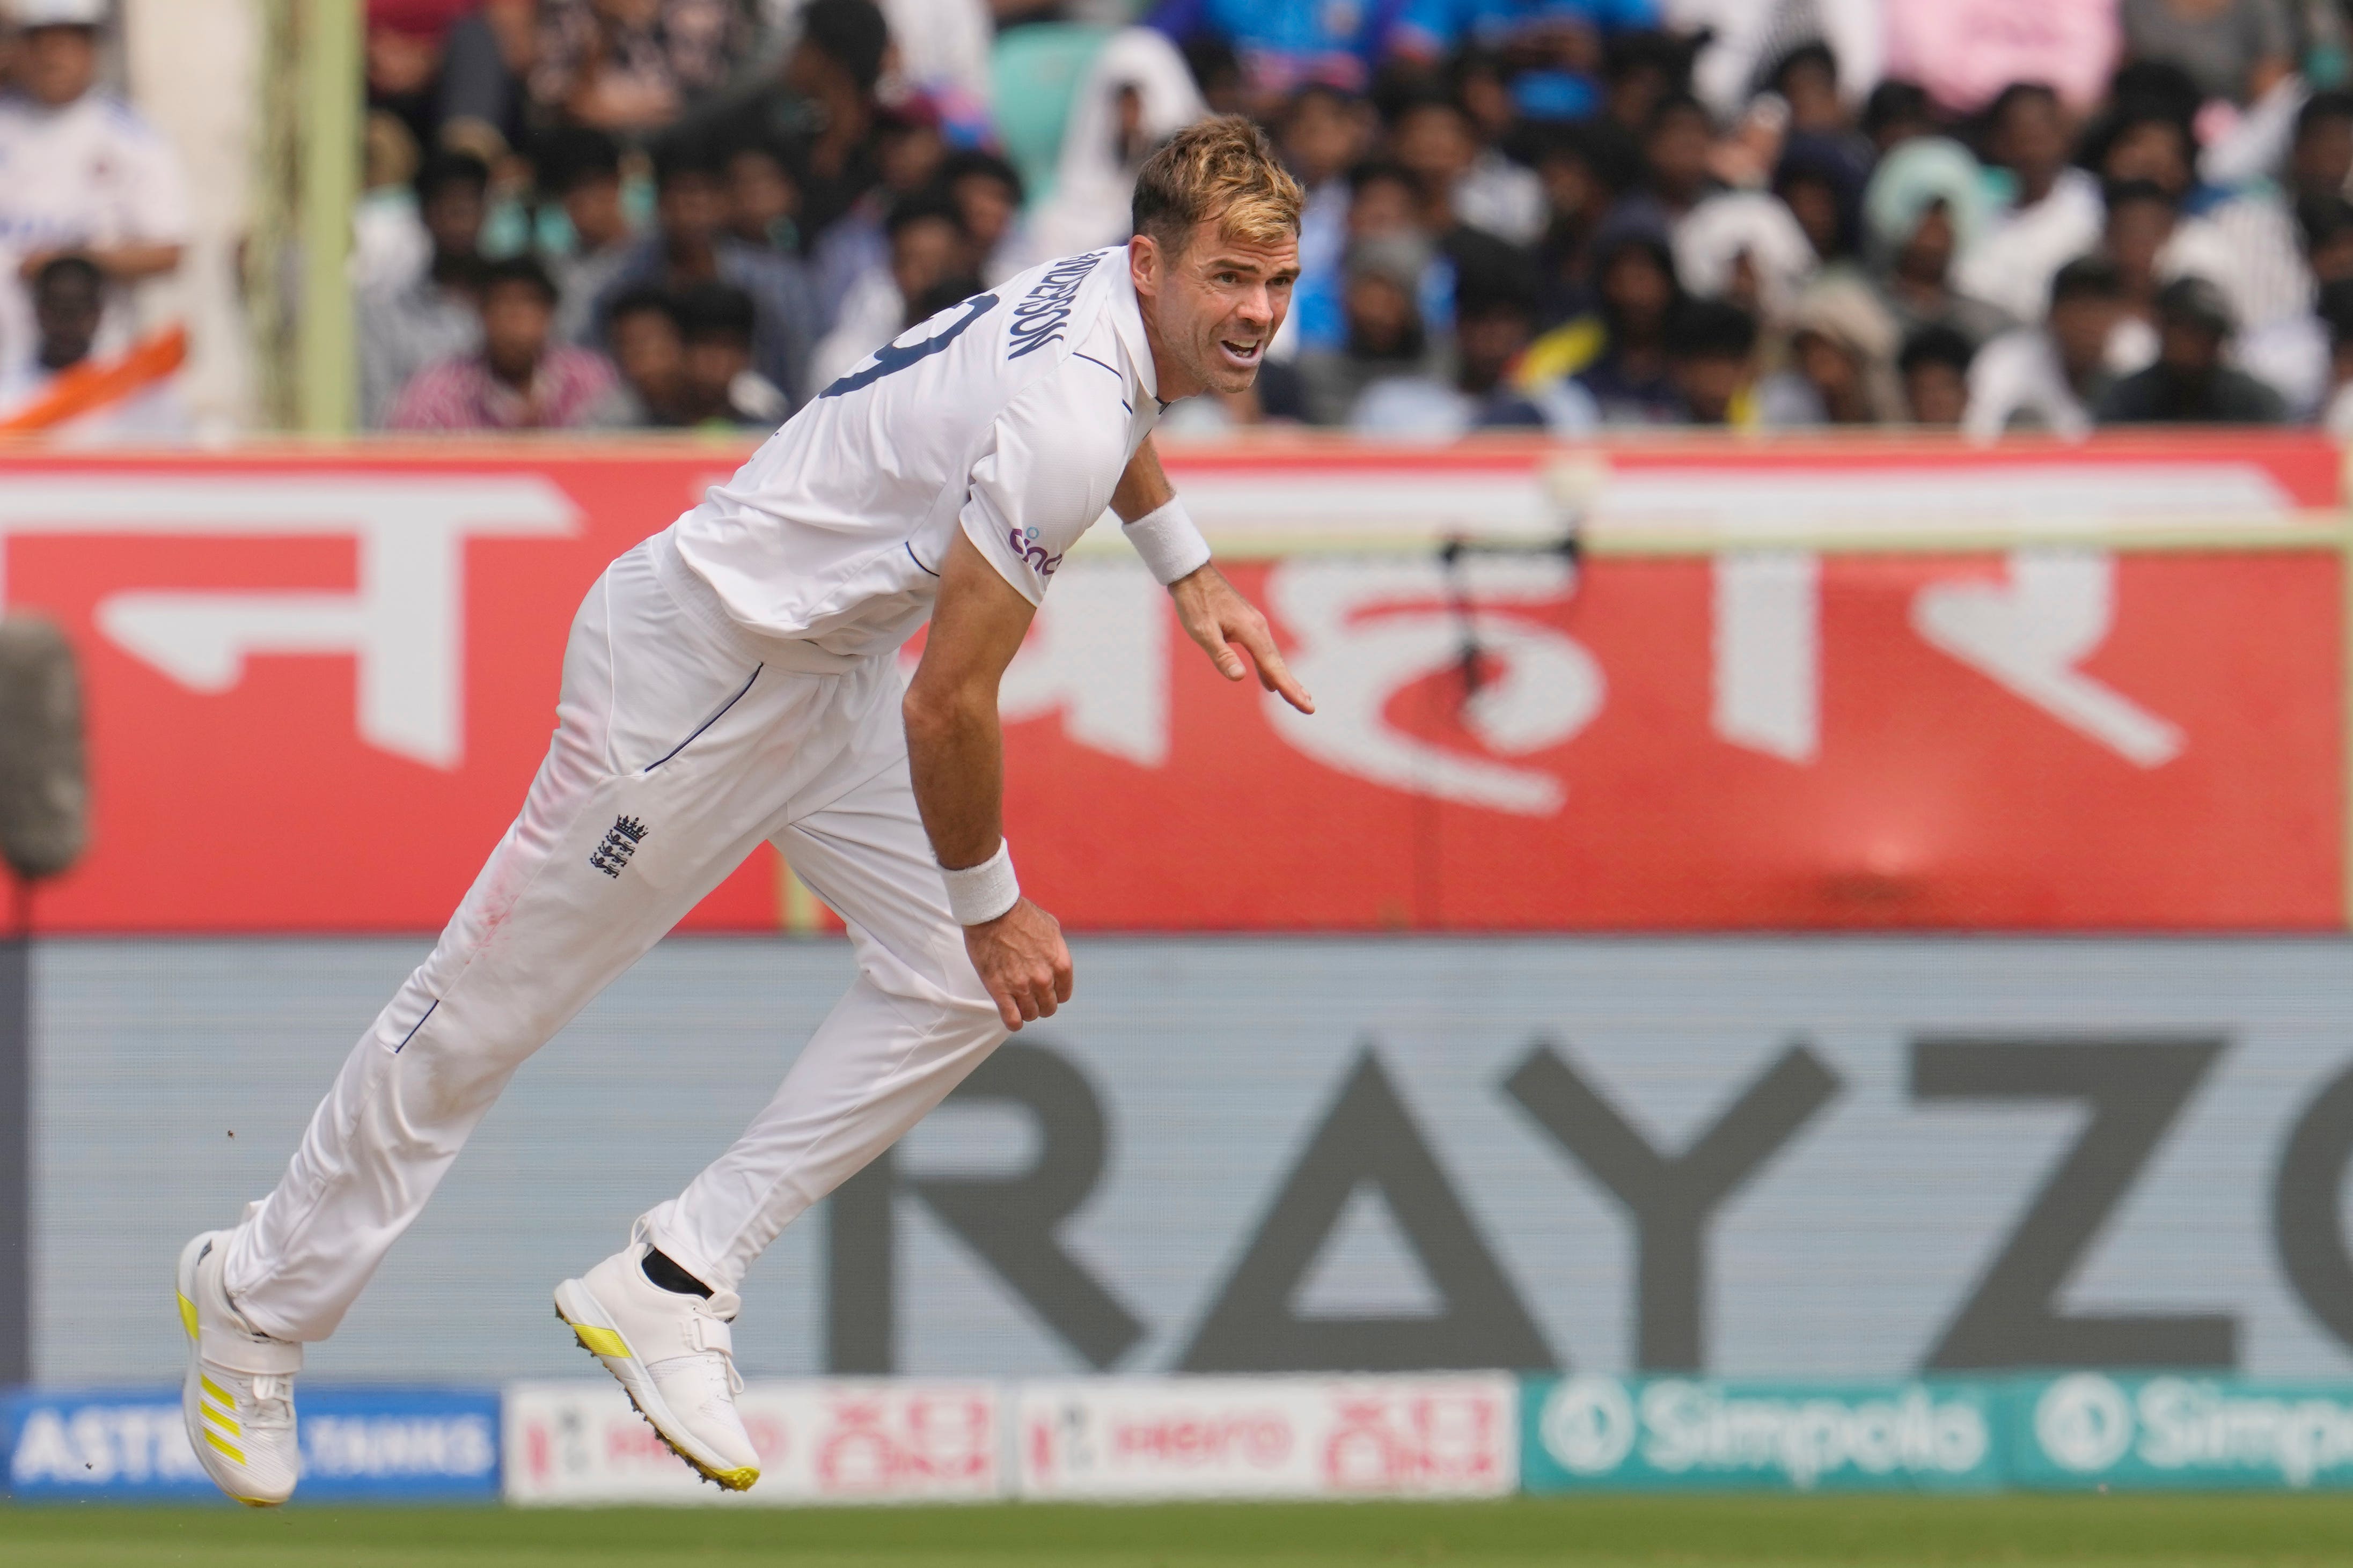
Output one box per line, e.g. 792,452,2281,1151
173,117,1310,1505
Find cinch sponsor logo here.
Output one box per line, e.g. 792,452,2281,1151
1542,1379,1989,1491
1008,527,1064,578
1007,253,1099,360
2036,1374,2353,1488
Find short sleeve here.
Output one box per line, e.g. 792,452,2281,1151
118,117,192,246
957,371,1126,605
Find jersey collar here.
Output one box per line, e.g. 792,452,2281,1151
1106,249,1162,406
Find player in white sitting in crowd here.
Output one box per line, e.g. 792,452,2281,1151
173,116,1311,1505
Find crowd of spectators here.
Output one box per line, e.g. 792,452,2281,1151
20,0,2353,439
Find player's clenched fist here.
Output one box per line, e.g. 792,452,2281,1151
964,897,1074,1030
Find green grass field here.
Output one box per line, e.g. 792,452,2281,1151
6,1497,2353,1568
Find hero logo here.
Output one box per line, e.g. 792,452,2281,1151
1009,525,1064,578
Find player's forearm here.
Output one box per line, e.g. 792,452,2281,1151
901,679,1006,870
1112,436,1213,586
87,243,184,281
1111,436,1176,522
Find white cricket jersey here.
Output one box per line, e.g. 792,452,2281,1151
0,89,191,362
670,246,1179,659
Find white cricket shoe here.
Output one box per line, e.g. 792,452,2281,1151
553,1242,760,1491
175,1231,302,1506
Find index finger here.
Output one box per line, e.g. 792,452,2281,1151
1231,621,1315,714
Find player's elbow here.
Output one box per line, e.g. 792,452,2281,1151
901,677,991,748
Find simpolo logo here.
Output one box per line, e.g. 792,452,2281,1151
2035,1374,2136,1473
1542,1379,1638,1475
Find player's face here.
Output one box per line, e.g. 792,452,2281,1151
1149,220,1300,399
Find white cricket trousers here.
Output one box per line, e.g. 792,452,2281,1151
221,529,1008,1342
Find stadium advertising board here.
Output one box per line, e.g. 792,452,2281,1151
1,1386,499,1501
1520,1376,2002,1492
0,435,2337,933
48,938,2353,1392
501,1379,1001,1505
2010,1373,2353,1491
1016,1375,1516,1499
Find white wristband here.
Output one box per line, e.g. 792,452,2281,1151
1121,496,1213,586
939,839,1020,925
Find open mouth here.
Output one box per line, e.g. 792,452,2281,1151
1216,337,1264,370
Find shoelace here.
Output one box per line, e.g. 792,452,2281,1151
246,1373,295,1431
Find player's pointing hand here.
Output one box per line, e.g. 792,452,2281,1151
1170,562,1314,715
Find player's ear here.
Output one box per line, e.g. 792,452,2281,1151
1128,233,1161,299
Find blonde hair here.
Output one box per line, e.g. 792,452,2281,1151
1131,115,1305,254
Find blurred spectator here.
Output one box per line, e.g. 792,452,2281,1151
360,150,492,427
809,107,947,320
603,283,691,424
1863,137,2011,346
2289,91,2353,207
437,0,539,160
367,0,471,156
1897,321,1975,424
1565,225,1685,422
388,256,627,430
1964,254,2128,438
1757,274,1905,424
531,0,752,134
1281,86,1378,294
0,0,189,373
676,279,789,425
852,0,994,136
1294,158,1427,352
1954,84,2105,323
1025,27,1209,262
1662,294,1757,424
1861,79,1936,158
2303,196,2353,285
1390,86,1547,246
1768,43,1858,142
1674,189,1817,321
2102,179,2177,356
1625,91,1716,226
355,112,431,295
2080,99,2201,202
1298,233,1448,425
1147,0,1385,102
727,136,802,253
1351,235,1558,435
939,149,1027,284
1882,0,2120,115
593,138,820,406
2317,277,2353,437
1774,134,1868,263
2119,0,2292,106
775,0,891,244
1528,122,1626,325
809,189,970,390
1389,0,1663,124
2094,273,2286,421
1672,0,1883,124
0,252,188,441
539,128,641,346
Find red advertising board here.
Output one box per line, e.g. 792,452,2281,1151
0,436,2340,933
